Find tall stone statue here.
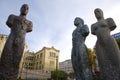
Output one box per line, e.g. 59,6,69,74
71,17,93,80
91,8,120,80
0,4,33,80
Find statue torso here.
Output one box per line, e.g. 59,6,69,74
72,25,89,47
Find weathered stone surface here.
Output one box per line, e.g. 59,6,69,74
0,4,33,80
91,8,120,80
71,17,93,80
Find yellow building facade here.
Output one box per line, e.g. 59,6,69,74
22,46,59,73
0,34,8,57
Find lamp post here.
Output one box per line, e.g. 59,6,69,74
19,63,23,79
26,64,28,80
56,56,58,80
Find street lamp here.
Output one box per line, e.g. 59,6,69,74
56,56,58,80
19,63,24,79
56,56,58,70
26,64,28,80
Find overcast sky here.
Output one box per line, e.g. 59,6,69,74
0,0,120,62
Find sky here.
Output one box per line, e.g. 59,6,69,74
0,0,120,62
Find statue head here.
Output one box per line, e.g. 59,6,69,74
74,17,84,27
20,4,29,16
94,8,104,20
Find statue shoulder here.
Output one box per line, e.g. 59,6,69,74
80,24,89,37
83,24,89,29
106,17,116,31
83,24,88,27
25,19,33,27
6,14,16,28
91,23,96,27
29,20,33,25
8,14,16,19
28,20,33,27
72,28,77,36
91,23,97,35
106,17,114,22
91,22,98,30
26,20,33,32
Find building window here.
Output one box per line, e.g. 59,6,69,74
49,52,56,58
39,65,41,70
39,61,42,65
42,64,44,69
40,53,42,58
37,55,39,59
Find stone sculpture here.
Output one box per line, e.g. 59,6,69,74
91,8,120,80
71,17,93,80
0,4,33,80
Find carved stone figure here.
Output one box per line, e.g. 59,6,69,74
71,17,93,80
91,8,120,80
0,4,33,80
